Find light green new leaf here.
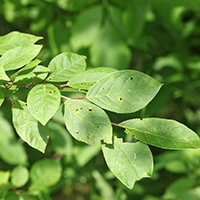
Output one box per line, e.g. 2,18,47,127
29,159,62,191
86,70,162,113
68,67,117,90
47,52,86,82
0,89,4,106
0,44,42,71
11,165,29,188
0,63,10,81
120,118,200,149
101,137,153,189
12,100,49,153
63,99,112,144
0,171,10,185
27,84,61,125
0,31,43,55
10,59,41,81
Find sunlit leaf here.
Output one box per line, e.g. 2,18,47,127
68,67,117,90
27,84,61,125
63,99,112,144
87,70,162,113
0,31,43,55
101,137,153,189
120,118,200,149
47,52,86,82
0,44,42,71
12,100,49,153
0,63,10,81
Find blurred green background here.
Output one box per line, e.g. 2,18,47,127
1,0,200,199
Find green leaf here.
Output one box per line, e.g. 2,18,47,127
0,89,5,106
86,70,162,113
0,114,27,165
47,52,86,82
29,159,62,191
32,65,52,75
63,99,112,144
0,31,43,55
27,84,61,125
0,171,10,185
101,137,153,189
0,63,10,81
12,100,49,153
120,118,200,149
0,44,42,71
68,67,117,90
11,165,29,188
10,59,41,81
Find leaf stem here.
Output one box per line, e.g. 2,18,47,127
111,122,126,128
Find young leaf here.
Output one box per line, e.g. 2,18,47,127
86,70,162,113
101,137,153,189
68,67,117,90
0,31,43,55
47,52,86,82
0,63,10,81
27,84,61,125
10,59,41,81
0,44,42,71
63,99,112,144
12,100,49,153
120,118,200,149
29,159,62,191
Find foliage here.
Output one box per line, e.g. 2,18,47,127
1,0,200,199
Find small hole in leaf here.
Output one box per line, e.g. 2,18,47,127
89,108,92,111
80,107,83,110
119,97,123,101
25,103,27,106
130,77,133,80
49,91,52,94
76,131,79,134
49,78,52,80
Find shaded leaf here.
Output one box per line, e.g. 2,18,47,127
0,44,42,71
87,70,162,113
101,137,153,189
12,100,49,153
63,99,112,144
0,114,27,165
0,31,43,55
27,84,61,125
29,159,62,191
47,52,86,82
120,118,200,149
11,165,29,188
68,67,117,90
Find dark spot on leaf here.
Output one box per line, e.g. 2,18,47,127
49,91,52,93
35,110,38,112
102,88,104,90
75,109,79,111
147,135,150,138
49,78,52,80
130,77,133,80
76,131,79,134
80,83,83,85
143,130,145,132
25,103,27,106
89,108,92,111
119,97,123,101
87,135,90,139
54,90,56,92
97,126,99,128
12,102,15,105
